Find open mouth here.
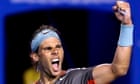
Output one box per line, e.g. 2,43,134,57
51,59,60,72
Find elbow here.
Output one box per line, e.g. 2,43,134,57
117,67,128,76
112,64,129,76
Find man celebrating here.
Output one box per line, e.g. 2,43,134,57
30,1,134,84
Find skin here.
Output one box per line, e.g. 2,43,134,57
31,37,64,84
92,1,133,84
31,1,133,84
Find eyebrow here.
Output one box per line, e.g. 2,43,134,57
42,44,62,50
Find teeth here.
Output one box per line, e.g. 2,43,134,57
52,59,59,62
52,59,59,64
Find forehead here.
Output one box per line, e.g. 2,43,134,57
40,37,61,47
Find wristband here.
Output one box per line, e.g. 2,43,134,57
118,24,134,46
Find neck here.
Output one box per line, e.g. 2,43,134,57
39,70,66,84
39,72,58,84
39,78,57,84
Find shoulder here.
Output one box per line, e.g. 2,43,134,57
67,67,93,74
57,67,93,82
66,67,90,74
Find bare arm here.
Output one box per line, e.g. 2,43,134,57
92,1,133,84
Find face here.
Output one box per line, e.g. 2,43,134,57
38,37,64,77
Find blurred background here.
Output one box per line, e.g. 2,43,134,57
0,0,140,84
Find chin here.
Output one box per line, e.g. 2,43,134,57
51,71,61,77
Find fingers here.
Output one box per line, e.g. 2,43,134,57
116,1,130,9
112,5,117,10
114,1,130,15
113,1,132,25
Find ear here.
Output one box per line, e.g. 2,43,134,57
30,52,39,63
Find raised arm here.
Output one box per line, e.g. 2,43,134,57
92,1,134,84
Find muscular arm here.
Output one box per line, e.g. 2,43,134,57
112,46,131,76
92,46,132,84
92,1,133,84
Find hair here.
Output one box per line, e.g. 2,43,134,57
31,24,61,53
30,24,61,70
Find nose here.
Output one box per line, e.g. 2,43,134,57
51,48,58,55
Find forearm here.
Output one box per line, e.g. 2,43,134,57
112,24,133,76
92,2,133,83
112,46,131,76
92,24,133,83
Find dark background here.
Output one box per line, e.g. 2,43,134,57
5,9,88,84
5,8,122,84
